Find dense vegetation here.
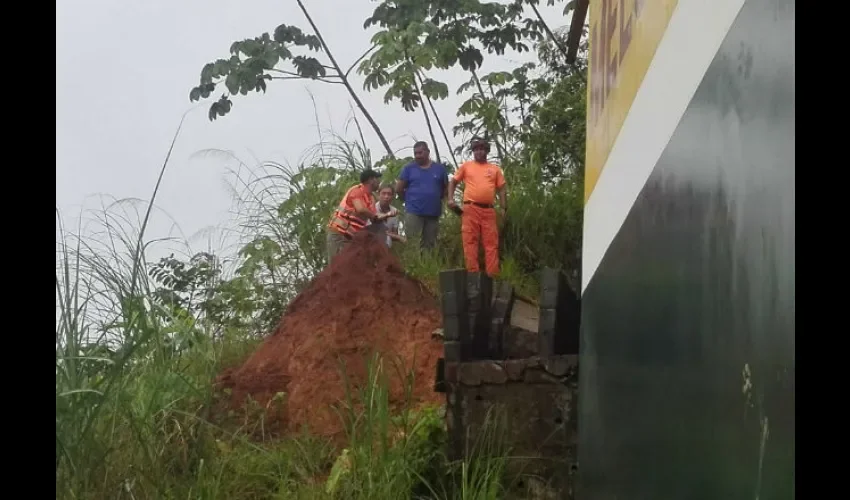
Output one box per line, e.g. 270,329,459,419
56,0,587,498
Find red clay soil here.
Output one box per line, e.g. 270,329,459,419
216,231,443,440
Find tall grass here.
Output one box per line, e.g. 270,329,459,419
324,352,509,500
56,123,515,499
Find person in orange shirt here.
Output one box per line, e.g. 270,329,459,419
447,138,508,277
327,169,396,263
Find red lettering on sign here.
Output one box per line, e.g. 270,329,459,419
620,0,633,65
606,0,619,99
590,0,642,127
590,14,601,123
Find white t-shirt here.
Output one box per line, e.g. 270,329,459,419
374,202,399,247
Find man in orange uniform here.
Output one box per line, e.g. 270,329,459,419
447,138,508,277
327,169,396,263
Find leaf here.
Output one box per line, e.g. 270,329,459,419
457,47,483,71
239,74,256,95
420,79,449,100
200,63,215,84
276,45,293,60
457,80,475,94
263,50,280,68
200,83,214,99
388,86,420,111
189,87,201,102
225,73,240,95
208,95,233,121
243,39,267,57
292,56,326,79
274,24,321,51
273,24,301,43
212,58,231,79
482,71,513,86
363,70,390,90
326,449,352,495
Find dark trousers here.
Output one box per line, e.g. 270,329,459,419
404,213,439,249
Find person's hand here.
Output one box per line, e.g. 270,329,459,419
388,207,399,217
496,207,506,220
447,199,458,209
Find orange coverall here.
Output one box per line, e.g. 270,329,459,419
452,161,506,277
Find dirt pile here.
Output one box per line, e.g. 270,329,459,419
216,231,443,439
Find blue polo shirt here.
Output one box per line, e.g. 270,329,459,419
399,162,448,217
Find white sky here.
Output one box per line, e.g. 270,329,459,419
56,0,568,260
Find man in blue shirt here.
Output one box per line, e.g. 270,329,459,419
395,141,449,250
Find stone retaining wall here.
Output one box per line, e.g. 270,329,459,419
437,268,581,500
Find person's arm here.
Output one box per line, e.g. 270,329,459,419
496,185,508,213
387,218,406,242
441,167,449,200
352,198,386,222
396,166,409,200
447,164,464,208
447,178,459,208
495,170,507,216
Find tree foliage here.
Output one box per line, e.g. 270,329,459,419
189,26,326,121
177,0,590,324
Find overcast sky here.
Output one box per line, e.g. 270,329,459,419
56,0,567,259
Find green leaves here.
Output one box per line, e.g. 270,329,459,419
457,46,483,71
419,78,448,100
208,96,232,121
189,22,328,121
188,83,215,102
384,80,420,111
481,71,513,87
359,23,451,112
363,70,390,91
291,56,326,79
224,73,240,95
273,24,321,51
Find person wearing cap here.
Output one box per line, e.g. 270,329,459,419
395,141,450,250
447,138,507,277
326,169,397,263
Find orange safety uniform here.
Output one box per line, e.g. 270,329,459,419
452,160,506,276
328,183,377,236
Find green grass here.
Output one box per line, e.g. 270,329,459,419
55,115,575,499
55,202,510,500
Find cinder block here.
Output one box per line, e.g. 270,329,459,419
444,341,462,362
539,267,563,309
537,267,581,356
487,281,515,358
441,291,463,316
538,307,557,357
442,316,465,342
466,272,494,359
434,358,446,392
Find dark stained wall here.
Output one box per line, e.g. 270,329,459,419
577,0,795,498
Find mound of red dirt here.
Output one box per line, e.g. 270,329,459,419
216,231,443,439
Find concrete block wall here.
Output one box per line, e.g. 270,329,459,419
437,268,581,500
